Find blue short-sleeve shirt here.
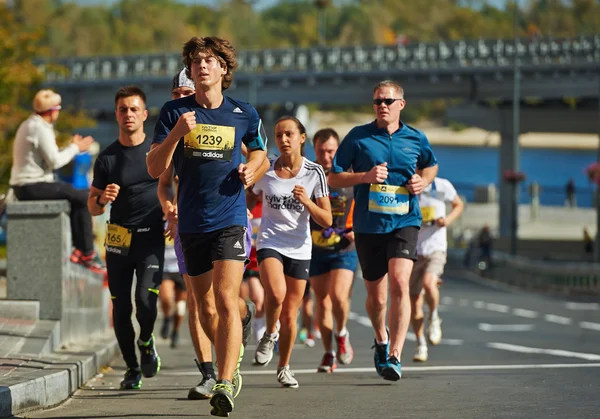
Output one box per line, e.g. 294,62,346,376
153,95,266,234
331,121,437,234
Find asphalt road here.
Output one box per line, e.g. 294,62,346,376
20,273,600,419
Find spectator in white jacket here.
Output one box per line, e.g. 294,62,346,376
9,89,105,274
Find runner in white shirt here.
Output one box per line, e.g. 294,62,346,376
249,116,332,388
409,176,464,362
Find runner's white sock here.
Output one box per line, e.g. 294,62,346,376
337,327,348,337
431,308,439,319
417,334,427,346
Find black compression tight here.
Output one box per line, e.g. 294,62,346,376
106,236,164,369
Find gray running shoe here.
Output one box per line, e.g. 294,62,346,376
277,366,299,388
188,376,216,400
254,332,278,366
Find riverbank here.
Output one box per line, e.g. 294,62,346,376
311,112,599,150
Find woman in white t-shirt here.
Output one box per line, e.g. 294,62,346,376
250,116,332,388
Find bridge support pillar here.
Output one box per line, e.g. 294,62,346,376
497,111,520,246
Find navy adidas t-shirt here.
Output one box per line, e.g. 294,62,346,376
153,95,266,234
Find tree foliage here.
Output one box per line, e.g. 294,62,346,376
0,4,94,191
6,0,600,58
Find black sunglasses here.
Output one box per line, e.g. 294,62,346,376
372,98,402,106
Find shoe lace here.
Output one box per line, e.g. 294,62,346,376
337,335,347,352
213,382,233,393
277,367,294,381
124,368,139,380
323,353,334,366
389,349,400,365
259,335,276,350
388,356,400,365
371,342,388,360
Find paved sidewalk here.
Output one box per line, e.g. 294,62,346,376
0,313,118,417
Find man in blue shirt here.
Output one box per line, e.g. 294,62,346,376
329,80,438,381
147,36,267,417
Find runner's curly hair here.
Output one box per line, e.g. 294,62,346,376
182,36,238,90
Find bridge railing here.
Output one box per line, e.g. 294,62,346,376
448,248,600,295
39,35,600,83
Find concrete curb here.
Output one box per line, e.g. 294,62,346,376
0,338,119,418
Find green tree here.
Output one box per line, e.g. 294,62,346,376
0,4,94,190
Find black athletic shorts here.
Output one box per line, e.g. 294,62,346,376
257,248,310,281
163,272,187,291
180,225,248,277
354,226,418,282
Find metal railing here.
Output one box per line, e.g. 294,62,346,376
448,248,600,295
39,35,600,83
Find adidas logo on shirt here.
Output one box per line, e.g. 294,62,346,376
233,107,243,113
233,241,242,249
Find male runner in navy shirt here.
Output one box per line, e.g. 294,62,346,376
148,36,267,417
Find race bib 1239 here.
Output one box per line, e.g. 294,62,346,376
184,124,235,161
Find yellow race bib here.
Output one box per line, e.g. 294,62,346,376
368,184,409,215
311,230,342,248
421,206,436,223
105,223,132,256
184,124,236,161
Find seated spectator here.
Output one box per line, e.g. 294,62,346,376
9,89,105,274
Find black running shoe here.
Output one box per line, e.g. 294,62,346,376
138,334,161,378
242,300,256,347
120,368,142,390
160,317,171,340
171,330,179,348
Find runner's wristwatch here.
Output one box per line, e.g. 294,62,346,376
96,195,106,207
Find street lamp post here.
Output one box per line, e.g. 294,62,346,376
510,0,521,256
315,0,331,46
596,75,600,263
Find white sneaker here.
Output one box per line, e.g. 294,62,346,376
427,315,443,346
277,366,299,388
304,337,316,348
255,332,278,366
413,344,428,362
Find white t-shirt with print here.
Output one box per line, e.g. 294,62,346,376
253,157,329,260
417,177,457,256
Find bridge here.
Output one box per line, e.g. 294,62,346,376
41,35,600,115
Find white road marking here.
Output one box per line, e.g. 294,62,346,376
350,312,462,345
512,308,539,319
479,323,534,332
348,312,372,327
544,314,573,325
441,296,454,305
580,321,600,332
487,342,600,361
159,363,600,376
473,301,485,309
566,302,599,310
485,303,510,313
